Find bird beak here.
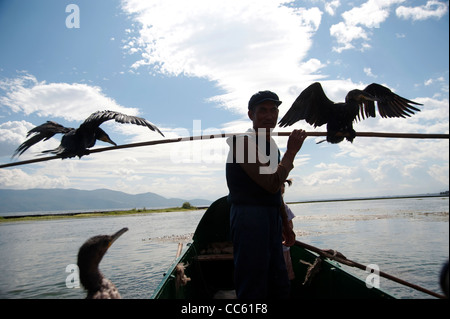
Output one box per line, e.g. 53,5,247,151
99,135,117,146
108,227,128,248
360,92,377,102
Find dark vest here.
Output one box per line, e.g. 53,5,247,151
226,135,281,207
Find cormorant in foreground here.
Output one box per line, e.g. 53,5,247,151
13,110,164,158
77,227,128,299
278,82,422,143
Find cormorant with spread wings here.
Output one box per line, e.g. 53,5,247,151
278,82,422,143
13,110,164,159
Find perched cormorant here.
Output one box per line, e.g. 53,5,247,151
13,110,164,158
77,227,128,299
278,82,422,143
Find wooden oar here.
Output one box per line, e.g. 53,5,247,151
294,240,447,299
1,131,448,169
175,242,183,259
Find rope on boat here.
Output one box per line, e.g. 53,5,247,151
300,258,322,286
1,131,448,169
175,263,191,291
294,240,447,299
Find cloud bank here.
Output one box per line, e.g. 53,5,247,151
121,0,324,114
329,0,448,52
0,0,447,200
0,73,139,122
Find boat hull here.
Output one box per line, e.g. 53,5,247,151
152,196,394,299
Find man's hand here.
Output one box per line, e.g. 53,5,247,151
282,226,296,247
281,202,296,247
285,129,307,158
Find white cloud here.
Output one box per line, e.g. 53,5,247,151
324,0,341,16
300,58,327,75
342,1,390,28
121,0,324,115
330,0,405,52
0,120,34,145
306,162,354,186
424,76,445,86
0,168,70,189
0,73,139,122
0,120,38,157
409,97,449,125
428,164,450,185
363,67,377,78
396,0,448,21
329,22,369,52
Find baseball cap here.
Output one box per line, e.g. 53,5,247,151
248,90,282,110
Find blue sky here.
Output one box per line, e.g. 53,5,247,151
0,0,448,202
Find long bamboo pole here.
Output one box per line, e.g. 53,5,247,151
294,240,447,299
1,131,448,169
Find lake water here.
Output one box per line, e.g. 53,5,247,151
0,196,448,299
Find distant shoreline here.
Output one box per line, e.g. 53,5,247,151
0,206,206,223
0,194,447,223
287,193,448,205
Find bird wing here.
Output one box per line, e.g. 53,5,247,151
278,82,334,128
13,121,71,157
80,110,165,137
362,83,422,118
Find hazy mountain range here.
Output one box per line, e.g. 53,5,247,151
0,188,213,215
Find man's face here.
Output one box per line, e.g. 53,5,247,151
248,101,279,131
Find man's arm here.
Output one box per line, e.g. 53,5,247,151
234,130,307,194
280,201,296,247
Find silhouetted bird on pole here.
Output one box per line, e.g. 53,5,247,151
13,110,164,158
278,82,421,143
77,227,128,299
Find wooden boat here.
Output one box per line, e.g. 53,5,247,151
152,196,395,299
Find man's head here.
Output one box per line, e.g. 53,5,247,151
248,91,282,131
